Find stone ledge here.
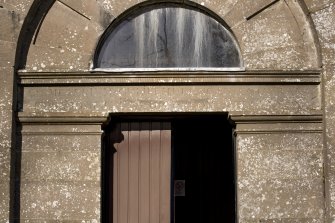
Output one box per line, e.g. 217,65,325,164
18,70,322,85
18,112,108,124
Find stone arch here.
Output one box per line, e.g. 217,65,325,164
17,0,321,72
1,0,329,222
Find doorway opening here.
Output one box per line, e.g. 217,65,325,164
102,114,236,223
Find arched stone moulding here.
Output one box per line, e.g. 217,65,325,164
21,0,321,72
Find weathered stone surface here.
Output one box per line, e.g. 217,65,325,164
236,122,322,132
0,59,14,223
223,0,277,27
237,132,324,221
97,0,143,19
20,181,100,221
238,178,324,219
0,151,11,181
233,0,317,70
56,0,101,23
240,218,323,223
0,40,16,67
21,135,101,152
0,67,14,119
22,85,321,114
0,181,10,220
33,1,102,53
247,218,324,223
21,124,102,134
0,0,33,16
191,0,238,18
304,0,335,12
25,1,102,71
0,68,14,182
237,133,323,152
20,151,100,181
0,8,20,42
25,44,92,71
239,149,323,179
312,2,335,219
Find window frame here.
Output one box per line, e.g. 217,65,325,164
93,1,244,72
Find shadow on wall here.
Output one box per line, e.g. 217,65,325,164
11,0,56,221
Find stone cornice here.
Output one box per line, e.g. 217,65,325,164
18,112,108,124
230,114,323,123
18,112,322,124
17,70,322,85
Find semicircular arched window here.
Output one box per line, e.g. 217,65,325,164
95,4,243,71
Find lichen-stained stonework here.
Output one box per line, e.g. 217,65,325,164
311,2,335,222
0,0,334,222
23,0,320,72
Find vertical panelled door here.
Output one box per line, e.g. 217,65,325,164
110,122,171,223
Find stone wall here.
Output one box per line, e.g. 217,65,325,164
0,1,32,221
310,1,335,222
0,0,334,222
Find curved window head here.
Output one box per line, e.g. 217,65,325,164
95,4,243,71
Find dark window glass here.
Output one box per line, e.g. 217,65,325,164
96,6,242,69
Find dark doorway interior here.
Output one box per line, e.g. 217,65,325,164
103,115,235,223
172,117,235,223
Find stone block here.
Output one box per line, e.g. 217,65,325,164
191,0,238,19
312,3,335,44
0,68,14,180
33,1,102,56
21,134,101,152
97,0,143,19
57,0,102,24
238,149,323,179
0,7,20,42
223,0,276,27
22,85,321,115
323,66,335,87
25,44,92,71
329,176,335,217
320,43,335,66
21,124,102,135
237,133,323,152
0,151,11,181
0,40,16,67
0,181,9,220
304,0,335,12
238,178,324,219
20,151,100,181
0,0,33,16
233,0,317,70
243,46,307,70
240,218,323,223
20,220,99,223
258,218,322,223
0,68,14,117
20,181,100,221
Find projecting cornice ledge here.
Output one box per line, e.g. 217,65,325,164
230,114,323,123
230,114,323,134
18,112,109,125
17,70,322,85
18,112,322,123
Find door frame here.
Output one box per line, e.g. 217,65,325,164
101,112,237,223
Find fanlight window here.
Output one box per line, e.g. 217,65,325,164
95,4,243,70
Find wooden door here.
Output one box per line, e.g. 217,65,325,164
108,122,171,223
